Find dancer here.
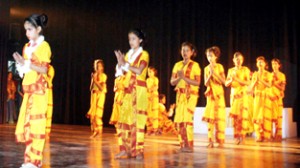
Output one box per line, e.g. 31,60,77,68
170,42,201,153
202,46,226,148
109,75,125,133
13,13,51,168
146,66,159,135
246,71,255,136
157,94,178,135
270,58,286,141
250,56,272,142
225,52,251,144
86,59,107,138
114,28,149,159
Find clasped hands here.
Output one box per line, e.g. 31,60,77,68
114,50,130,72
13,52,25,65
114,50,126,66
12,52,31,77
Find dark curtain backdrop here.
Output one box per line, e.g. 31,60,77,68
1,0,298,132
0,0,9,124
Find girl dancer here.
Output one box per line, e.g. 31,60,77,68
225,52,251,144
270,58,286,141
202,46,226,148
14,13,51,168
109,75,125,133
114,29,149,159
146,66,159,135
250,56,272,142
170,42,201,152
86,59,107,138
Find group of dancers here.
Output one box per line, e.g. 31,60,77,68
86,29,286,157
13,13,286,168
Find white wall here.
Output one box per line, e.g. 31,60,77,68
193,107,297,138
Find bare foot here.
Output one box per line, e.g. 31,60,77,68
136,153,144,160
181,147,193,153
114,151,127,159
89,132,99,138
217,143,224,148
207,142,214,148
255,138,263,142
235,139,241,145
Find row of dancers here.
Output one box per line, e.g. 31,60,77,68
13,13,286,167
86,30,286,158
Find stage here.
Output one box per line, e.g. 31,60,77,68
1,124,300,168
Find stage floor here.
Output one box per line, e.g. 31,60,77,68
0,124,300,168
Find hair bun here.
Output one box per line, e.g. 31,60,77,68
139,29,146,39
39,14,48,28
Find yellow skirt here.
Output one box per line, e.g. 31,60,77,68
15,90,48,166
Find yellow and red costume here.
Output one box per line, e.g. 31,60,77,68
158,103,178,135
226,66,250,139
246,72,255,135
109,76,125,131
172,60,200,149
270,71,286,140
46,65,54,138
15,36,51,166
116,48,149,157
202,63,226,144
146,76,159,134
87,72,107,135
251,70,273,140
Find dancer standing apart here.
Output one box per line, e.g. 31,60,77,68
250,56,272,142
146,66,159,135
114,29,149,159
13,13,51,168
270,58,286,141
202,46,226,148
225,52,251,145
86,59,107,138
170,42,201,153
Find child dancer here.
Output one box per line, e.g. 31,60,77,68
13,13,51,168
270,58,286,141
114,29,149,159
246,71,255,136
157,94,178,135
170,42,201,153
146,66,159,135
109,75,125,133
225,52,251,144
202,46,226,148
250,56,272,142
86,59,107,138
